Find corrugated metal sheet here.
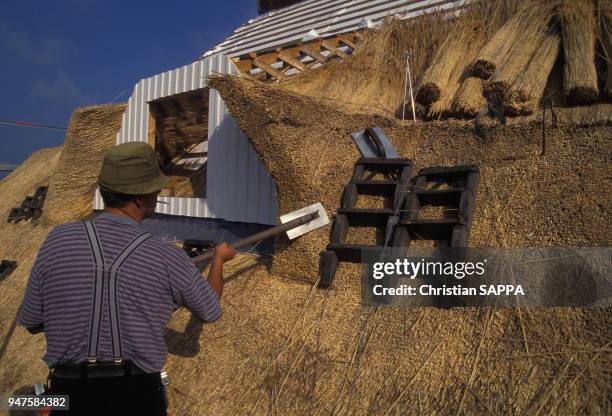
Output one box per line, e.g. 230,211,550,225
93,54,278,224
202,0,469,58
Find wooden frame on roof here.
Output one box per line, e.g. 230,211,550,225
231,31,363,83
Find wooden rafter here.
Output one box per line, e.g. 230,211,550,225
253,57,287,81
234,30,364,83
337,34,356,49
278,50,307,72
321,39,349,60
299,45,326,63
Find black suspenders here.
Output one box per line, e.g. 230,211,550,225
83,220,151,363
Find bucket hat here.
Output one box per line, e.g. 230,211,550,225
98,142,170,195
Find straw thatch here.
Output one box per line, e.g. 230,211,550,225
1,72,611,415
560,0,599,105
42,104,126,226
504,31,562,115
196,75,610,415
0,148,62,393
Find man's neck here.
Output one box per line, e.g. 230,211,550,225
103,207,143,224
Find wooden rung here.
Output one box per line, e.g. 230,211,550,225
253,58,286,81
278,51,307,72
321,40,349,60
299,45,326,63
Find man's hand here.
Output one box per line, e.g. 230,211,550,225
214,242,236,263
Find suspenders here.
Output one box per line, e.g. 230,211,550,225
83,220,151,363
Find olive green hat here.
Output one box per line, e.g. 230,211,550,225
98,142,170,195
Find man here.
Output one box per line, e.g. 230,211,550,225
19,142,235,415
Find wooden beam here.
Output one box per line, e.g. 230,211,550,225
300,45,326,63
338,35,356,49
256,51,280,65
253,58,287,81
278,51,307,72
321,40,349,60
147,112,156,148
234,59,254,73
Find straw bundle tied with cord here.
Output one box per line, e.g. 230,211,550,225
485,2,558,113
416,21,485,118
560,0,599,105
503,30,561,115
415,29,467,106
451,77,487,117
602,2,612,100
472,1,542,79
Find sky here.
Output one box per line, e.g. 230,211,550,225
0,0,258,179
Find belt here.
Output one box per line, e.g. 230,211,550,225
51,361,149,379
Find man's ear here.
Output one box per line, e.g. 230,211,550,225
133,196,144,208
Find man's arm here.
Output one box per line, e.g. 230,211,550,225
206,242,236,298
19,260,44,333
168,242,235,322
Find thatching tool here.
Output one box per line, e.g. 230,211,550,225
191,203,329,264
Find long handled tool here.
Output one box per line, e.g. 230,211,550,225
191,203,329,264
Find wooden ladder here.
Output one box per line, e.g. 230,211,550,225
319,163,480,289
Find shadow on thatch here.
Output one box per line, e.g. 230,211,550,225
164,315,204,357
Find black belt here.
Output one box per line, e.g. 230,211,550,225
51,361,149,379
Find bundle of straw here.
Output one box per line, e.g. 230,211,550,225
560,0,599,104
600,2,612,101
451,77,487,117
486,2,556,109
416,29,470,106
504,31,561,115
472,1,542,79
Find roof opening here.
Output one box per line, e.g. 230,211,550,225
148,89,209,198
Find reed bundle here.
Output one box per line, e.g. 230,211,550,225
599,2,612,101
472,1,541,79
560,0,599,104
416,29,470,106
451,77,487,117
504,31,561,115
486,2,556,110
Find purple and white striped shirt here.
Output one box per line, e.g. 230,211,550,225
19,212,221,373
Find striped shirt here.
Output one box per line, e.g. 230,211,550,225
19,212,221,373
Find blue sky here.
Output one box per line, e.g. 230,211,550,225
0,0,257,179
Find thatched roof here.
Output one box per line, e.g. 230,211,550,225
258,0,303,14
2,75,609,414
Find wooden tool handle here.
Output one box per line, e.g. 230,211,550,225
191,211,319,264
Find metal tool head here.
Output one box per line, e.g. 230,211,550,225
279,202,330,240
